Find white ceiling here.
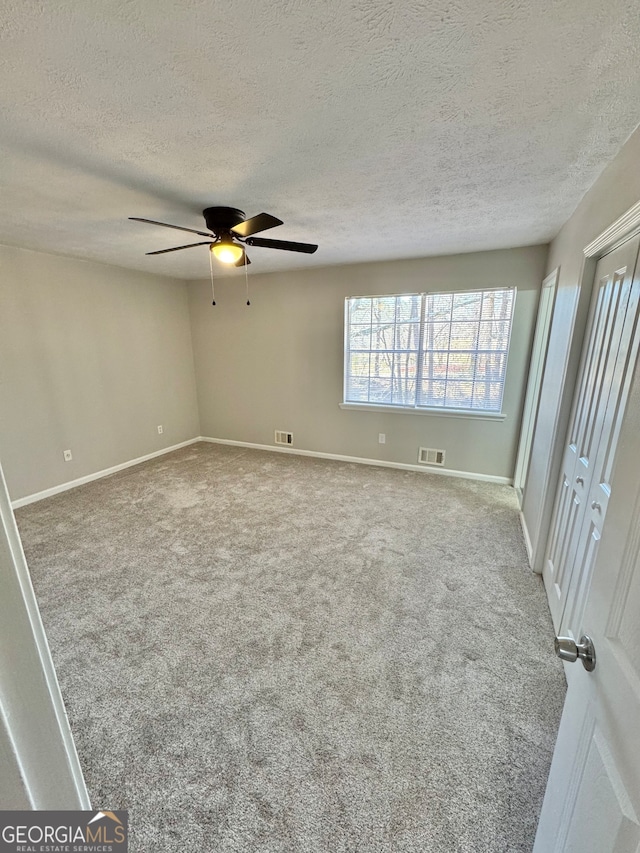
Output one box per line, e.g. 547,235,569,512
1,0,640,279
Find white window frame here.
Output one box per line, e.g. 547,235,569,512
341,287,515,418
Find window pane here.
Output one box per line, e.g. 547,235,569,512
348,352,370,377
481,289,513,320
372,297,396,323
476,352,506,381
346,377,369,402
370,324,395,350
420,379,446,407
349,298,372,325
368,378,393,404
392,353,417,405
471,382,503,411
449,321,479,350
452,291,482,321
427,293,453,318
443,381,473,408
478,320,510,350
396,294,421,322
369,350,393,377
423,321,451,351
422,351,449,381
349,324,371,350
395,322,420,350
447,352,476,381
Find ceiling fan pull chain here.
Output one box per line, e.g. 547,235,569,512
245,253,251,306
209,250,216,306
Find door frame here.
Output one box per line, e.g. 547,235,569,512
0,457,89,808
514,267,558,508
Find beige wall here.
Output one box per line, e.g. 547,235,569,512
0,246,200,501
523,125,640,567
189,245,548,480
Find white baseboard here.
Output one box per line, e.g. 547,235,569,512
519,511,534,568
11,438,201,509
11,435,513,509
200,436,513,485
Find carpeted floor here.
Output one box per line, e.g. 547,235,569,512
16,442,565,852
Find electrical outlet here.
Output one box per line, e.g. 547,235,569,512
378,433,386,444
157,425,163,434
63,450,73,462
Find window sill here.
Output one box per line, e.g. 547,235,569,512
339,402,507,421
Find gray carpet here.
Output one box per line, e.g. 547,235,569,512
16,442,565,852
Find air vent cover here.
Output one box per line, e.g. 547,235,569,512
418,447,445,466
275,430,293,446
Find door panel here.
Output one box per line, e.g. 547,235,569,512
561,514,600,639
561,727,639,853
543,235,640,629
559,253,640,640
549,484,582,606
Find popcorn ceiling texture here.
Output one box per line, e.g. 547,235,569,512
1,0,640,278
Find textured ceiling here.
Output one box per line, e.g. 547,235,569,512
1,0,640,279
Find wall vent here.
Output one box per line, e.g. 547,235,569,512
418,447,446,466
275,430,293,446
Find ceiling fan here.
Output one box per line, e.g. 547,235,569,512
130,206,318,267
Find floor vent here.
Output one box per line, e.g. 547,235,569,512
275,430,293,446
418,447,445,466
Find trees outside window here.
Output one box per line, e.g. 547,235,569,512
344,288,515,413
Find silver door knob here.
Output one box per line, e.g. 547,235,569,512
554,635,596,671
576,476,584,485
591,501,601,512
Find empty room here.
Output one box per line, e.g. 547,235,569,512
1,2,640,852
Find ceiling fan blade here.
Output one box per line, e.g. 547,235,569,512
146,241,212,255
130,217,212,238
245,237,318,254
231,213,283,238
234,252,251,267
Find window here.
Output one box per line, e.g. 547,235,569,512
344,288,515,413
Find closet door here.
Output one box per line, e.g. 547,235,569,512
542,234,640,630
514,269,558,506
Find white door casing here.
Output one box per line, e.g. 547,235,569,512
0,458,89,808
514,268,558,509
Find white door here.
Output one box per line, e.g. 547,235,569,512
533,343,640,852
543,236,640,630
514,268,558,505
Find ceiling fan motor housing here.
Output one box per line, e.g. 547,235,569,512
203,207,246,234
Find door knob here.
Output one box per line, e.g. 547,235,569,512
554,635,596,671
591,501,601,512
576,476,584,485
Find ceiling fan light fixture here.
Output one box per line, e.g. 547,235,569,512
211,238,244,265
